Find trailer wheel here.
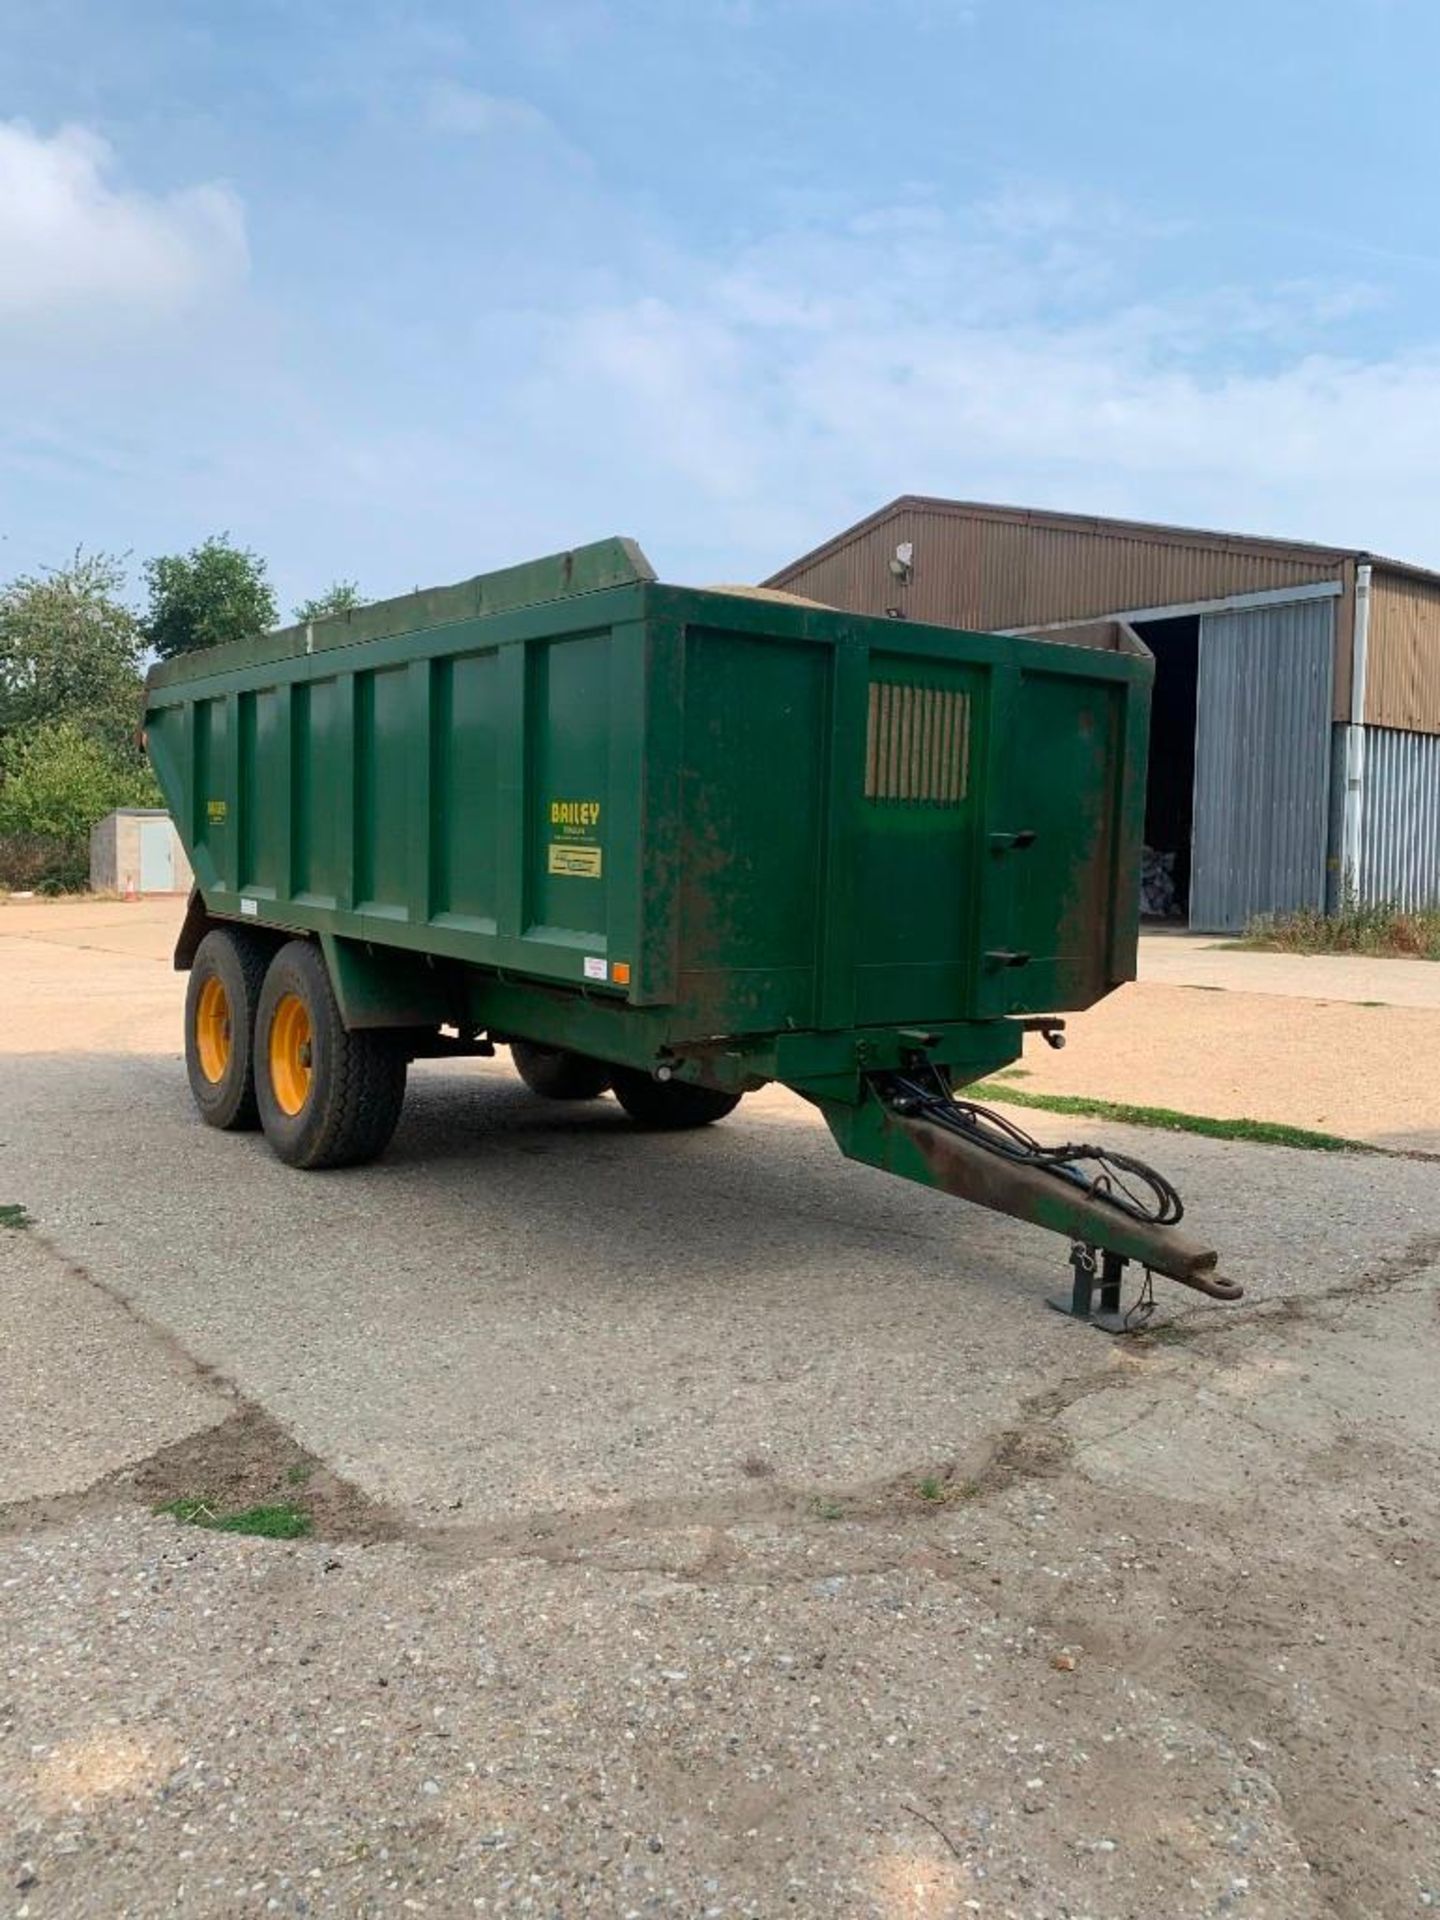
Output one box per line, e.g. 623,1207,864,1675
510,1040,612,1101
609,1068,741,1130
255,940,408,1169
185,928,271,1131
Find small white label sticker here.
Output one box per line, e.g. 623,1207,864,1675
583,955,606,980
239,898,259,917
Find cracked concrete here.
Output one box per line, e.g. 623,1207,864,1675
0,1226,231,1505
3,899,1439,1917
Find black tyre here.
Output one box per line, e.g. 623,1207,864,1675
510,1040,612,1101
184,927,271,1131
609,1068,741,1130
254,940,408,1169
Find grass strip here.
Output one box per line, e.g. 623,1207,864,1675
157,1497,313,1540
966,1082,1372,1155
1238,901,1440,962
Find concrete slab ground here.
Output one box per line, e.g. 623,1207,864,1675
1009,979,1440,1154
1138,928,1440,1010
0,1229,229,1504
2,900,1438,1917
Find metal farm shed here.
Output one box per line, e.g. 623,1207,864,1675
767,497,1440,931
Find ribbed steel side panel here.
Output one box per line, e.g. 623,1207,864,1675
1365,571,1440,734
1189,601,1335,932
1357,726,1440,908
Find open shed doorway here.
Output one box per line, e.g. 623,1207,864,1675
1131,614,1199,923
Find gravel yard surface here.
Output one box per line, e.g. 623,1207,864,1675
2,900,1438,1917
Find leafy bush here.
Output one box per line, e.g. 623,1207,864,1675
293,580,365,623
0,832,88,893
0,722,159,892
0,720,159,841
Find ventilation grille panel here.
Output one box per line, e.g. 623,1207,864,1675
865,682,971,804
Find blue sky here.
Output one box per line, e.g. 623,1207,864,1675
4,0,1440,613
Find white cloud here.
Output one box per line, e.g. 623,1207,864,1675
519,194,1440,569
0,121,246,326
536,297,762,497
5,126,1440,605
421,84,594,182
424,84,558,139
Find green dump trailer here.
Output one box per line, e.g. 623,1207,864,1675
144,537,1239,1326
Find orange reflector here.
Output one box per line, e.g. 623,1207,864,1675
612,961,632,986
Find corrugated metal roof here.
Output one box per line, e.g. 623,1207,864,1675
766,497,1440,736
765,497,1344,636
766,494,1440,593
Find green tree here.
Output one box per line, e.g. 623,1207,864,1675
293,580,365,623
0,719,158,842
0,551,147,756
142,534,277,659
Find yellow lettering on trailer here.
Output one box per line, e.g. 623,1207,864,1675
548,800,602,835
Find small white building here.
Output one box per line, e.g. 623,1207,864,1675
90,809,193,896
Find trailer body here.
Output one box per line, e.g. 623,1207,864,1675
146,538,1149,1101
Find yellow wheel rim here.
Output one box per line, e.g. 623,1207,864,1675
268,992,314,1117
195,976,232,1084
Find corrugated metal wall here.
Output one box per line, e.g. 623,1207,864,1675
769,498,1353,718
1355,726,1440,909
1326,725,1347,914
1366,571,1440,734
1189,600,1336,932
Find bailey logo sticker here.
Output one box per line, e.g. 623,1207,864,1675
550,800,601,835
548,798,603,878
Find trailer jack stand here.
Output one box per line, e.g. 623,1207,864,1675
817,1070,1243,1319
1049,1245,1156,1334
